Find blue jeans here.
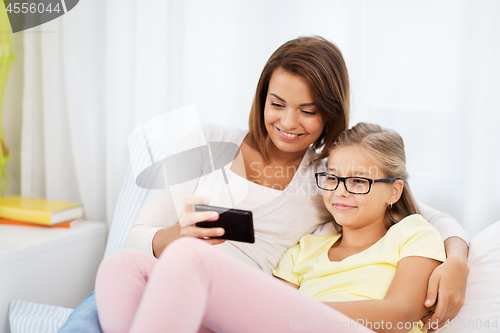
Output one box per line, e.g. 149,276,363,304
58,291,102,333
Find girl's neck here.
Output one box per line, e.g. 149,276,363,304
338,221,388,249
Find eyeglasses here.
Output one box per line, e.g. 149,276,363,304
315,172,399,195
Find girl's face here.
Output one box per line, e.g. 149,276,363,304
264,68,324,156
323,145,401,232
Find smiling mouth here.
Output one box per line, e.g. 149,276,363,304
334,203,356,211
276,127,304,138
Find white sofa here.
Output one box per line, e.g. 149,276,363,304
8,168,500,333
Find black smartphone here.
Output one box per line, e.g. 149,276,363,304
195,205,255,243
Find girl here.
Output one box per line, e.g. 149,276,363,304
123,37,469,329
95,123,446,333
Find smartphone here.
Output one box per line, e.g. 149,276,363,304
195,205,255,243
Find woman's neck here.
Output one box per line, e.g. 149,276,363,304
236,136,308,190
264,136,308,166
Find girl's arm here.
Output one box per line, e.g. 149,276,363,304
418,202,470,329
324,256,441,333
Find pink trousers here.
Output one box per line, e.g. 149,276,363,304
95,237,373,333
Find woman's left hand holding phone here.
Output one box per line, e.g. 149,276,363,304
152,196,225,258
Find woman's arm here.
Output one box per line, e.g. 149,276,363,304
418,202,470,245
418,203,470,329
421,236,469,330
125,189,225,258
151,196,226,257
127,124,250,257
125,189,179,255
324,256,441,333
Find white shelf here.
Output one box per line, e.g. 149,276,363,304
0,221,107,333
0,221,106,265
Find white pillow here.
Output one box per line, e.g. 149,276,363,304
436,220,500,333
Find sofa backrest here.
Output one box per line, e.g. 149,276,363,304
104,168,150,257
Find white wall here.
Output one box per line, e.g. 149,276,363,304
8,0,500,237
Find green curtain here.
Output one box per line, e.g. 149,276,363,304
0,1,15,197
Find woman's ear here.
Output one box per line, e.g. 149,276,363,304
387,179,404,206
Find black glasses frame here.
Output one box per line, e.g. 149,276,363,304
315,172,399,195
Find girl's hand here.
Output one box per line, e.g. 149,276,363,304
152,196,225,257
421,255,469,330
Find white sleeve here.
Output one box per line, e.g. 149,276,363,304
418,201,470,246
124,124,213,255
124,189,180,256
124,124,247,255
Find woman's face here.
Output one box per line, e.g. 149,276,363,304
264,68,324,156
323,145,396,232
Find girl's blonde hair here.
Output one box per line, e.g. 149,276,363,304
329,122,420,229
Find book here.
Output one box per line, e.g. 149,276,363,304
0,195,84,226
0,217,84,228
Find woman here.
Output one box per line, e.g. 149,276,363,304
96,123,445,333
124,36,469,330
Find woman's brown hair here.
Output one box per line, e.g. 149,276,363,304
248,36,350,164
329,122,420,230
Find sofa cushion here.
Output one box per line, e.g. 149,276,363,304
9,300,73,333
436,220,500,332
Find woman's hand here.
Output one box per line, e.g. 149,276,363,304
177,196,219,228
421,237,469,330
152,196,225,257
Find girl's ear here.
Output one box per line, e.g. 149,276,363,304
387,179,404,206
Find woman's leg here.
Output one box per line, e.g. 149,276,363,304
95,249,158,333
95,248,214,333
129,237,373,333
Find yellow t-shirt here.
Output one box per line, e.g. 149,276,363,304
273,214,446,333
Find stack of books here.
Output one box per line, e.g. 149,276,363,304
0,195,84,228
